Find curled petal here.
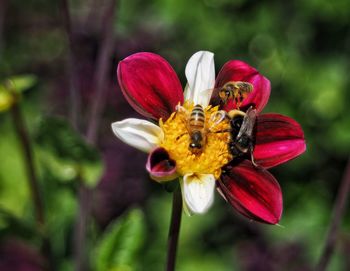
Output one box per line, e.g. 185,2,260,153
218,160,282,224
117,52,184,120
181,173,215,215
254,113,306,168
111,118,164,153
214,60,270,112
146,147,178,182
184,51,215,107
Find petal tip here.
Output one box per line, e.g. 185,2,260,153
146,147,178,182
219,161,283,224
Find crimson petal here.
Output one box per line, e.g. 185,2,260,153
254,113,306,169
218,160,282,224
214,60,270,113
117,52,184,120
146,147,178,182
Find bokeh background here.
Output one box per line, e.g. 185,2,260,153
1,0,350,270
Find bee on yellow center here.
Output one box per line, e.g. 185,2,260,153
159,102,232,179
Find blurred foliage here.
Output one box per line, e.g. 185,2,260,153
35,117,103,188
0,90,14,112
0,74,37,112
5,74,38,93
0,119,31,216
0,0,349,270
94,209,145,271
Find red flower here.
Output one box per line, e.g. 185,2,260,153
112,51,306,224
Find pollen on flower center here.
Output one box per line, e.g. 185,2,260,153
159,102,232,179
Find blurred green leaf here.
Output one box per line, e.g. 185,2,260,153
80,161,103,188
58,260,74,271
6,74,37,93
0,125,30,216
35,117,103,187
94,209,146,271
37,148,78,183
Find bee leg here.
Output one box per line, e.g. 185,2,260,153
176,133,186,141
211,129,231,134
234,97,242,109
249,147,259,167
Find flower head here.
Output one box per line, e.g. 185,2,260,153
112,51,306,224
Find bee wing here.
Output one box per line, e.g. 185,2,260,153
237,107,257,139
236,81,254,94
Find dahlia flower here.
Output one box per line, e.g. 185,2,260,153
112,51,305,224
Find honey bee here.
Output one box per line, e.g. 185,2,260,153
227,106,257,164
217,81,253,108
176,104,226,154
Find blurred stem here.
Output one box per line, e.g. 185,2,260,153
65,1,117,270
74,180,91,271
0,0,7,58
86,0,117,144
61,0,81,131
11,101,45,227
166,186,182,271
316,157,350,271
10,100,55,271
60,2,90,270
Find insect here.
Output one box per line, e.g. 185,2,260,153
217,81,253,108
227,106,257,165
176,104,226,154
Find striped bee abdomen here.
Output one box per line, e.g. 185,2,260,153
189,104,205,130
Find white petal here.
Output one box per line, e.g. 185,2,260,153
183,83,190,102
185,51,215,107
181,173,216,214
111,118,164,153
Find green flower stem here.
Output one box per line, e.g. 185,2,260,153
166,186,183,271
316,156,350,271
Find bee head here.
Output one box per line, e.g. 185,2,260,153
189,142,202,153
219,89,229,101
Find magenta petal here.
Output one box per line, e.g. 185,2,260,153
214,60,270,112
218,160,283,224
254,113,306,169
117,52,184,120
146,147,177,182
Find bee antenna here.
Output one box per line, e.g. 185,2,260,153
250,151,259,168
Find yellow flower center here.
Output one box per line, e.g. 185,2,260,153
159,102,232,179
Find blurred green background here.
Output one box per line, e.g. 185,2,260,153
0,0,350,270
